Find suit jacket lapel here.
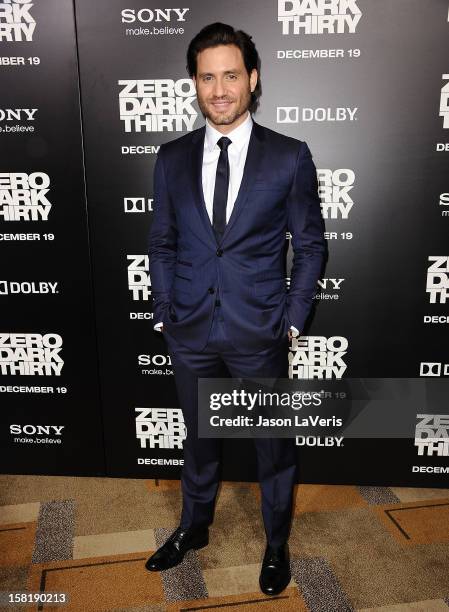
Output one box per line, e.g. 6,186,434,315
189,119,267,247
190,126,218,247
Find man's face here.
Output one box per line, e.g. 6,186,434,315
193,44,258,132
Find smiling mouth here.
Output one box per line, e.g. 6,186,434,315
210,100,233,110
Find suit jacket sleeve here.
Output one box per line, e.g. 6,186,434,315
285,140,327,332
147,146,178,325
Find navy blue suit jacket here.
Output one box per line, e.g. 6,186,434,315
148,120,326,355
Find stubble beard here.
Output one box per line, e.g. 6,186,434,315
197,87,252,127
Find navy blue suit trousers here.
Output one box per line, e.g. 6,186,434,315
163,301,297,547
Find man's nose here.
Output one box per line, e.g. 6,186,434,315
212,78,226,97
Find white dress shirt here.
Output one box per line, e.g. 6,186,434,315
202,109,253,224
154,110,299,336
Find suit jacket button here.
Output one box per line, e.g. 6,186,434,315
208,287,215,294
216,248,223,257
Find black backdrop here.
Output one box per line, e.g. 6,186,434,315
1,0,448,486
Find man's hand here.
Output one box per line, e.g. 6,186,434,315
288,326,300,341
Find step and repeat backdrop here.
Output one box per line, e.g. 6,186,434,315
1,0,448,485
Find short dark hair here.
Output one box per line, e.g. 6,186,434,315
186,22,261,113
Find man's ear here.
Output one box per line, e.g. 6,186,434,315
250,68,258,93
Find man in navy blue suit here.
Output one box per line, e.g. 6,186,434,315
146,22,326,596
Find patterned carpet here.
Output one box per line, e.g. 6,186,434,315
1,475,449,611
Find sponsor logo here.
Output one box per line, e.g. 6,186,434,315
420,362,449,377
124,197,153,213
121,8,189,23
10,423,64,435
315,277,345,300
0,107,37,121
138,353,173,375
0,281,58,295
287,276,345,300
295,436,344,446
277,106,357,123
9,423,65,445
440,192,449,216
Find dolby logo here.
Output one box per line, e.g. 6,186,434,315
124,197,153,213
0,281,58,295
420,362,449,377
277,106,357,123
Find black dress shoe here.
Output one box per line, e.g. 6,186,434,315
145,526,209,571
259,542,291,596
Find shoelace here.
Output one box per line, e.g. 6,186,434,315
265,546,285,564
165,528,193,552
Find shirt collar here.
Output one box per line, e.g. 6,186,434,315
204,110,253,154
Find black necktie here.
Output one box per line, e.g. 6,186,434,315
212,136,232,242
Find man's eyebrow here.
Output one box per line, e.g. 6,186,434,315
197,69,243,77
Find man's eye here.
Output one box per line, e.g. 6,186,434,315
227,74,237,80
203,76,212,82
